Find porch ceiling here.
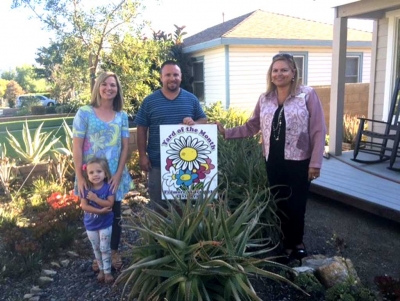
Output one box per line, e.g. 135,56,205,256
336,0,400,19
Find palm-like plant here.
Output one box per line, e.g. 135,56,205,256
51,121,74,184
6,120,60,165
116,185,305,301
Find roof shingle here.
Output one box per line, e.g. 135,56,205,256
183,10,372,47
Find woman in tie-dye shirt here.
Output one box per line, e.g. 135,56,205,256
73,71,131,272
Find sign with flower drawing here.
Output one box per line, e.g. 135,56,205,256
160,124,218,200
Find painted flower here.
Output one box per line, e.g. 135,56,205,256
90,131,107,153
162,165,179,188
192,167,206,183
176,169,198,187
201,158,215,174
165,158,174,171
166,136,211,171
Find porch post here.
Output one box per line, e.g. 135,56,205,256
329,15,348,156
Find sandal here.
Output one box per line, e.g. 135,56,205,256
112,252,122,270
291,243,308,261
92,259,100,272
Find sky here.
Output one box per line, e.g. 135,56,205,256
0,0,373,72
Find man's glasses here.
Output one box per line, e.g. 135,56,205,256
273,53,294,60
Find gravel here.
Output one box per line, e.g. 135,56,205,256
1,194,399,300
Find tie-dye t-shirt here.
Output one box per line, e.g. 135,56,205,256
73,105,131,201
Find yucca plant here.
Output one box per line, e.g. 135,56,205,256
6,120,60,165
116,184,305,301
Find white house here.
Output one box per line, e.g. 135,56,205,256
183,9,372,113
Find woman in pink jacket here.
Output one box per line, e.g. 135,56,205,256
217,53,326,262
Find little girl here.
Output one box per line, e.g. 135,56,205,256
80,157,115,283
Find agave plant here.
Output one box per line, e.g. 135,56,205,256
116,184,305,301
50,121,74,184
6,120,60,165
0,144,16,196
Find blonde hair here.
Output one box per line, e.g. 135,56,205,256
83,157,112,189
266,54,300,96
90,71,124,111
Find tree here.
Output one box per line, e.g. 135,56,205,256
35,38,90,103
0,79,10,106
101,33,172,113
0,79,9,98
4,81,24,108
15,65,44,93
1,66,50,95
1,70,17,81
12,0,147,91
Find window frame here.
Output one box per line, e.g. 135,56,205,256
277,52,308,85
345,52,363,83
191,56,205,103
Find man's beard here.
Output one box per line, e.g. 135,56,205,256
166,82,179,92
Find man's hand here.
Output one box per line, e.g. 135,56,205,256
183,117,195,125
139,155,152,172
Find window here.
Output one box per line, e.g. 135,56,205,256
293,56,305,85
192,58,204,102
345,53,363,83
277,52,308,85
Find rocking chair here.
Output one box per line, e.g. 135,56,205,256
352,77,400,171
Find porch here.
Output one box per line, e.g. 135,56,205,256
310,151,400,223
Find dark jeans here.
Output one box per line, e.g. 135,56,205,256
266,158,310,250
111,201,121,251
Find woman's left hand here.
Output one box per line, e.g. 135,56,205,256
109,173,122,193
308,167,321,181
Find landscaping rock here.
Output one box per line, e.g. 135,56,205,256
41,269,57,277
315,256,360,288
38,276,53,287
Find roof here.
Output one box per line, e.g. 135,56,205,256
183,9,372,48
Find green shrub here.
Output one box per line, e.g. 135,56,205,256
31,105,46,115
325,278,376,301
0,192,81,280
116,185,301,300
8,99,15,108
55,100,81,114
45,105,57,114
293,273,325,294
204,102,280,244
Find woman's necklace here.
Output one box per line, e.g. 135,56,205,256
272,106,284,141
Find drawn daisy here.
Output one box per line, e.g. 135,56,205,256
162,165,179,187
166,136,211,171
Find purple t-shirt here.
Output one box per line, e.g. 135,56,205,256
83,183,114,231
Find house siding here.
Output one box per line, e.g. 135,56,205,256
228,47,271,112
192,48,226,107
189,46,372,113
373,17,389,130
